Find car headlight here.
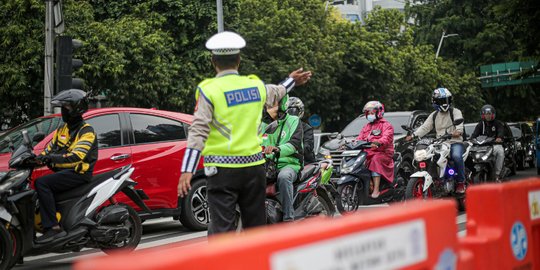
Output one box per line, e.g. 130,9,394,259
414,150,428,161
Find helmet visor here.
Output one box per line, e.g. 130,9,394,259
434,98,449,106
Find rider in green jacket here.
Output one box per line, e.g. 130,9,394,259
262,95,304,221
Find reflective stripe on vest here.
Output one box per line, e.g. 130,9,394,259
197,74,267,168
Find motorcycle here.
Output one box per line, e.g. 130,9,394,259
468,135,497,183
0,130,151,269
335,140,405,213
265,157,336,224
403,119,472,211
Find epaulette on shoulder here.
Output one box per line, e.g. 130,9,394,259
247,74,262,82
198,78,215,88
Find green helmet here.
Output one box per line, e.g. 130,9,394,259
279,95,289,112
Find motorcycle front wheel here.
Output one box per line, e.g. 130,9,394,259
405,177,432,200
0,223,13,270
336,182,359,213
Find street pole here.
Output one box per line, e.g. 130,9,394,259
44,0,55,116
217,0,224,32
435,31,458,59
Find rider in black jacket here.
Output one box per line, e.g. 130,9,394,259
470,105,505,181
287,97,316,164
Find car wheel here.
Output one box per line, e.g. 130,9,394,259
179,179,209,231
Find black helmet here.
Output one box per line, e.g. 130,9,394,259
481,104,496,121
286,97,305,118
51,89,88,117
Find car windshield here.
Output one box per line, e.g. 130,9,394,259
341,115,410,137
0,117,62,153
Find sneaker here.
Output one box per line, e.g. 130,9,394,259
35,228,67,244
455,183,466,194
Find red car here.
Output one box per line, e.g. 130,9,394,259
0,108,208,230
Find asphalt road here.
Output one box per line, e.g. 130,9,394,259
13,167,538,270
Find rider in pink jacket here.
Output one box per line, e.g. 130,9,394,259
356,101,394,198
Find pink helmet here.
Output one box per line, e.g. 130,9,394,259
363,101,385,119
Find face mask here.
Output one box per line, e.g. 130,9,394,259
367,114,377,123
61,106,82,126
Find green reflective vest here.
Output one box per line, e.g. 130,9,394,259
197,74,267,168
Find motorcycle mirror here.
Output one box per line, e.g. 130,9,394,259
21,129,31,147
32,132,46,143
453,118,464,126
400,124,409,131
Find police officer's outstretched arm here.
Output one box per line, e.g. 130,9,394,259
265,68,312,109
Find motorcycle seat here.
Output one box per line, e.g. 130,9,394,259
56,168,123,202
299,164,318,182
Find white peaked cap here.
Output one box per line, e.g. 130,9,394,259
205,31,246,55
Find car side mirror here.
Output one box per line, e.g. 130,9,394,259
32,132,46,143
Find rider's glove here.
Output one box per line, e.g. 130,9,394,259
36,155,51,165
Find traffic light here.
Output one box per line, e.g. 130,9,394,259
55,36,84,94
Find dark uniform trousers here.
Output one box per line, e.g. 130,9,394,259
35,169,90,229
207,164,266,235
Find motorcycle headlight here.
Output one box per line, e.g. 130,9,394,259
474,153,483,160
414,149,428,161
0,170,30,193
481,148,493,161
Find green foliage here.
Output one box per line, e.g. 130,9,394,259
407,0,540,121
4,0,528,132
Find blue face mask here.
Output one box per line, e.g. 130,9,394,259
367,114,376,122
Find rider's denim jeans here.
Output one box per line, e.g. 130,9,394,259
277,167,297,221
450,143,466,182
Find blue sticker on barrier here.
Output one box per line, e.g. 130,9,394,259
224,87,261,107
435,248,456,270
510,221,528,260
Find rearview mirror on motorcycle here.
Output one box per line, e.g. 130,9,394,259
32,132,46,143
21,130,31,148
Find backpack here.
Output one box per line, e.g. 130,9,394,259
432,108,467,140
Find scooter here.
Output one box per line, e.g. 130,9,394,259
0,130,150,269
403,119,472,211
335,140,405,214
468,135,497,183
265,158,336,224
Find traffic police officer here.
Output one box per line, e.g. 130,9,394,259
177,31,311,235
